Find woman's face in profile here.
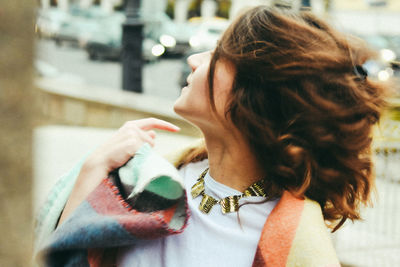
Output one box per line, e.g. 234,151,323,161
173,50,235,132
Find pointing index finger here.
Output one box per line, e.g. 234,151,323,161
134,118,180,132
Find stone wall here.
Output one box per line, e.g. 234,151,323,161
36,78,202,137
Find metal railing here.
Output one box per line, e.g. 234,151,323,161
335,119,400,267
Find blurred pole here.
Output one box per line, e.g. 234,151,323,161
201,0,217,19
122,0,143,93
80,0,94,9
142,0,167,16
324,0,332,13
100,0,114,14
40,0,50,9
58,0,69,11
175,0,189,23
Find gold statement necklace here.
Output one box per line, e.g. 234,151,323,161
191,168,267,214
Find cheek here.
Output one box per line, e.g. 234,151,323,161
212,64,235,115
192,64,210,92
173,66,212,117
174,59,235,125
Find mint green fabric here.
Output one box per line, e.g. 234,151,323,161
119,143,184,200
34,154,88,254
118,143,150,187
146,176,183,199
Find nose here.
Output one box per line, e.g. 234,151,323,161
187,51,210,72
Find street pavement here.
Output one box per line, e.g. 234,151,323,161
36,39,182,100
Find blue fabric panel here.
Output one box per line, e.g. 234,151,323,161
40,201,138,266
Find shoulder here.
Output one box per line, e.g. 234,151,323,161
285,198,340,267
256,192,340,267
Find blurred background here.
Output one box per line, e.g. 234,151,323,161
0,0,399,266
34,0,400,94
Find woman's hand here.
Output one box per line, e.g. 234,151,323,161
84,118,180,174
58,118,180,226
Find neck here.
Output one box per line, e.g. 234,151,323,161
203,131,265,192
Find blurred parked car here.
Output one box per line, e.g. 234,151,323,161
36,8,71,38
86,37,163,62
85,39,120,61
85,11,195,61
188,17,229,52
362,35,400,81
40,6,196,61
53,6,116,47
78,11,125,47
54,18,98,47
69,5,109,19
83,11,165,61
142,12,197,57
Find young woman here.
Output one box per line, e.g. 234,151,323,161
37,6,388,267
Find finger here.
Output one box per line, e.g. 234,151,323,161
147,130,157,139
134,118,180,132
125,136,154,153
136,129,155,147
117,126,154,149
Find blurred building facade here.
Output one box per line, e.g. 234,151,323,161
38,0,400,22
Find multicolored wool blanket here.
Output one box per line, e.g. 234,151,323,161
35,142,341,267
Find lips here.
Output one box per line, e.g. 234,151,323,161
186,74,192,86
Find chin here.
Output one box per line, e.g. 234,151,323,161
173,92,216,129
173,98,190,120
173,97,184,115
173,100,199,126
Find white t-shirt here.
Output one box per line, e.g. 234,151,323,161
117,159,279,267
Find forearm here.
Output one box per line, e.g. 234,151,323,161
58,162,108,226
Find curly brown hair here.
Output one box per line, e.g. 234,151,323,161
180,6,389,231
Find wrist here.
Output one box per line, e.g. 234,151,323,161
76,158,109,187
83,154,110,175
